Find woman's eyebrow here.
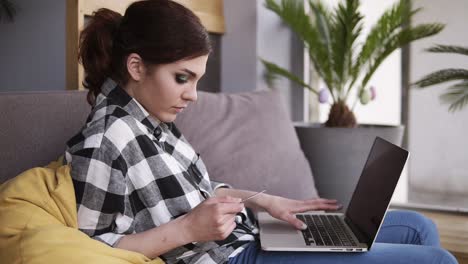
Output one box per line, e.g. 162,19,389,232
182,68,197,78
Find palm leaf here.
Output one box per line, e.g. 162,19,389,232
265,0,309,38
414,69,468,87
263,0,445,117
427,44,468,56
330,0,363,98
357,22,444,94
308,1,335,89
261,59,318,95
349,0,411,92
264,0,332,99
440,81,468,112
0,0,17,22
415,45,468,112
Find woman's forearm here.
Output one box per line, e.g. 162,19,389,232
115,195,244,259
214,188,273,212
115,215,191,259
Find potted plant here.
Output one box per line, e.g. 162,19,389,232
414,44,468,112
261,0,444,209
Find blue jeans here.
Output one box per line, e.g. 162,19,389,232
228,210,458,264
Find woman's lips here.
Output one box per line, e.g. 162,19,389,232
173,107,186,113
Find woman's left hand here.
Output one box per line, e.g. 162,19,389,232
263,195,341,230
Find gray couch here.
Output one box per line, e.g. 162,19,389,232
0,90,318,200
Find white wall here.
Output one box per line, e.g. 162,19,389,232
257,0,307,120
222,0,306,120
409,0,468,208
221,0,258,93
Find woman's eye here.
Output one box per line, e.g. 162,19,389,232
175,74,189,84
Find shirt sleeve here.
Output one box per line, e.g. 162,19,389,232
67,137,133,247
210,180,232,191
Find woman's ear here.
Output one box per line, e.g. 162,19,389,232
127,53,145,81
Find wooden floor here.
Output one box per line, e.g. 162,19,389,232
455,254,468,264
392,205,468,264
420,210,468,264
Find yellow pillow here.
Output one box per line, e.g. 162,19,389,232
0,162,163,264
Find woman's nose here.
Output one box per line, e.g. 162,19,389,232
183,84,198,102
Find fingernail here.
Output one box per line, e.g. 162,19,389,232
300,223,307,230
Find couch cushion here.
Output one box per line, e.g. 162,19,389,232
0,90,90,184
175,90,318,200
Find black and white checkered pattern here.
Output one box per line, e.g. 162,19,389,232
65,79,256,263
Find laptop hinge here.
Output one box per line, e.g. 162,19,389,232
344,216,369,245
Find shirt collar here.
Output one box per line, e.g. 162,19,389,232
100,78,163,134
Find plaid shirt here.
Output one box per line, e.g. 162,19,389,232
65,79,256,263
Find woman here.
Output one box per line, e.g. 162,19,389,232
66,1,457,263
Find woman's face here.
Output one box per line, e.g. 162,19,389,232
128,55,208,123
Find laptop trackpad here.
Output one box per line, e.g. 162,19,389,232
262,221,297,234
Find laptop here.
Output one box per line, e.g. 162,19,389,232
258,136,409,252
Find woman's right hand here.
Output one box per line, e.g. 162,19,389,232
179,196,244,243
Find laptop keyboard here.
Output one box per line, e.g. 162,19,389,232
297,214,357,247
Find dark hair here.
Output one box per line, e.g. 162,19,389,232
78,0,212,106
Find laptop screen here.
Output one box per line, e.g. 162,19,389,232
345,137,409,249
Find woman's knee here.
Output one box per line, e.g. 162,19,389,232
398,210,437,230
386,210,440,246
